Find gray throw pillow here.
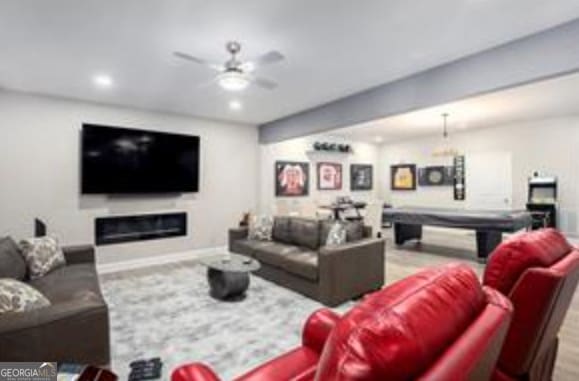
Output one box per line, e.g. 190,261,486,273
345,221,365,242
325,222,347,246
248,215,274,241
0,237,27,280
19,236,66,280
0,278,51,314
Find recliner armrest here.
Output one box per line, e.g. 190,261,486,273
302,308,341,353
62,245,95,265
172,363,221,381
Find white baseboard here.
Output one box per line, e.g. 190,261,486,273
97,246,227,274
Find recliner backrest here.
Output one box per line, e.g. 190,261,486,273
483,229,579,377
315,263,512,381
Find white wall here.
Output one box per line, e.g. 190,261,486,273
259,134,380,215
0,91,258,265
379,117,579,236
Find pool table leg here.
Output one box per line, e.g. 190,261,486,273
476,230,503,263
394,223,423,245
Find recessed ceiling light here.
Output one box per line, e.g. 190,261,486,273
93,74,113,88
229,100,242,111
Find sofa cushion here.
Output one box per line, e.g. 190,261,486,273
19,236,67,280
484,228,572,295
231,239,256,256
290,218,321,250
0,278,50,314
232,239,280,258
282,251,319,281
28,263,102,304
316,263,485,380
272,216,293,244
0,237,27,280
254,243,302,267
254,243,318,281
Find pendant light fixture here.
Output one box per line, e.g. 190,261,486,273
432,113,459,157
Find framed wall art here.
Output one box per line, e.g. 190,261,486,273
454,155,466,200
391,164,417,191
418,166,455,186
317,162,342,190
275,161,309,197
350,164,373,191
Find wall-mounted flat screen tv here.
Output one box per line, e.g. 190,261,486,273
81,124,200,194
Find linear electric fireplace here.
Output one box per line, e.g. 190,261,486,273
95,212,187,246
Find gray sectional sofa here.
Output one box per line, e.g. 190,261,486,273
229,216,385,306
0,238,110,365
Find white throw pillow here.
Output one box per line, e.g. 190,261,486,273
0,278,50,314
19,236,66,280
248,215,274,241
326,222,347,246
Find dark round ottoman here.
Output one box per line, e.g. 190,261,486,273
201,254,260,301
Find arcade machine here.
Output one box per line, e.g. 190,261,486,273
526,173,558,230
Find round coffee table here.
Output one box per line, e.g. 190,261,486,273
200,253,260,301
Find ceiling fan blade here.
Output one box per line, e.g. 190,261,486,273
241,51,284,71
251,76,278,90
173,51,222,71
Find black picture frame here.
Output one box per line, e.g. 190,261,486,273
275,161,309,197
350,164,373,191
391,164,417,191
418,166,455,186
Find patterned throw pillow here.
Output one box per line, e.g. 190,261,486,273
0,278,51,314
19,236,66,280
248,215,274,241
325,222,347,246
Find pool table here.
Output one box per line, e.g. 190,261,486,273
383,206,533,261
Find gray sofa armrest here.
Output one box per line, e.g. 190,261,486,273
0,299,110,364
318,238,385,306
62,245,95,265
229,227,249,248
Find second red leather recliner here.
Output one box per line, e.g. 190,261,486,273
172,263,513,381
483,228,579,381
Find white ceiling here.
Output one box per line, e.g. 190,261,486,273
331,72,579,144
1,1,579,125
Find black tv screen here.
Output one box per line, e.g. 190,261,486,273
81,124,200,194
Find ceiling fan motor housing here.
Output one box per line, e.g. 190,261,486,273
226,41,242,55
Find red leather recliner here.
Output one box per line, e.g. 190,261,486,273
483,228,579,381
172,263,512,381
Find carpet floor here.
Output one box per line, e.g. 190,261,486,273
101,261,350,380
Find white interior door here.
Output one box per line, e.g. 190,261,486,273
465,152,513,210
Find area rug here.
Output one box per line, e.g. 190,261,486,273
100,262,350,380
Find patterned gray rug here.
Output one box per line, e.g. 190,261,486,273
100,262,350,380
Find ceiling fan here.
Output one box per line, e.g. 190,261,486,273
174,41,284,92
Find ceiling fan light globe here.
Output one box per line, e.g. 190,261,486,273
218,71,249,91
